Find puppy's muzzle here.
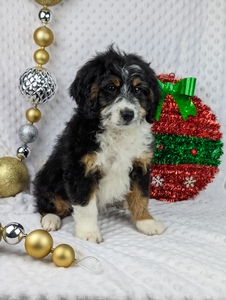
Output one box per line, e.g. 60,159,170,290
120,109,134,123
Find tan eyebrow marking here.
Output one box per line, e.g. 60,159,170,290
111,77,121,87
132,78,141,87
91,83,98,99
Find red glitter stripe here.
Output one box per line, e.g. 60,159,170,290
150,163,219,202
152,96,222,140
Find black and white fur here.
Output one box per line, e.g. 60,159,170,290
33,47,165,243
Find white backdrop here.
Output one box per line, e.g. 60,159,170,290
0,0,226,299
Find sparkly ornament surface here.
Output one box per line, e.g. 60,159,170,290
153,95,222,140
150,74,223,202
151,163,219,201
0,157,29,197
153,133,223,166
18,68,58,105
18,124,39,144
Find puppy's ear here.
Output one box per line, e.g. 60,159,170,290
69,60,102,119
146,73,161,124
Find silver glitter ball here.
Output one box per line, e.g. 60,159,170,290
3,222,25,245
18,124,38,143
18,68,58,105
17,145,31,159
38,7,53,24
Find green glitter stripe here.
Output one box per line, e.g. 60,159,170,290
153,134,223,166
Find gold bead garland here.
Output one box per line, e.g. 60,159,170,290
0,222,102,272
17,1,58,159
0,1,61,198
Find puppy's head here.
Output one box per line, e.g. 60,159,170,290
70,46,160,126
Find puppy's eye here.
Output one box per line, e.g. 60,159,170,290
134,86,141,94
107,85,116,93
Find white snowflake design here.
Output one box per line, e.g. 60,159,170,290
184,176,196,188
152,175,164,187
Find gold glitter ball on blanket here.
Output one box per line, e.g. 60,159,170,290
0,157,29,197
25,229,53,258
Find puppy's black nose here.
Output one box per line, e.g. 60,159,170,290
120,109,134,122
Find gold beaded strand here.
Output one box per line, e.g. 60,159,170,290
0,222,102,272
0,1,61,197
17,2,58,160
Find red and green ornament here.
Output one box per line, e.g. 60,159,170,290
150,73,223,202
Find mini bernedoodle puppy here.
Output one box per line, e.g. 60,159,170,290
33,47,165,243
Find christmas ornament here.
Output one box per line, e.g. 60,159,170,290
0,0,60,198
19,68,57,105
0,222,102,272
0,157,29,197
150,73,223,202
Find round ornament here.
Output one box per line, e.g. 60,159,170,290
26,107,42,123
3,223,25,245
18,124,39,144
150,74,223,202
52,244,75,267
17,145,31,160
38,7,53,24
0,222,102,272
18,67,58,104
35,0,62,6
0,157,29,197
25,229,53,258
33,26,54,47
34,48,50,66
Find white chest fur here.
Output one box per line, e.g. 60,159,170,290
95,122,154,210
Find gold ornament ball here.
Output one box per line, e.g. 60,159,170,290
0,157,29,197
34,48,49,66
35,0,62,6
0,223,3,241
25,229,53,258
26,107,42,123
52,244,75,267
33,26,54,47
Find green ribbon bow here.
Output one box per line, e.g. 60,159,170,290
156,77,197,121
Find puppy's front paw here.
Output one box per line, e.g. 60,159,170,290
136,219,165,236
41,214,61,231
75,227,103,243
